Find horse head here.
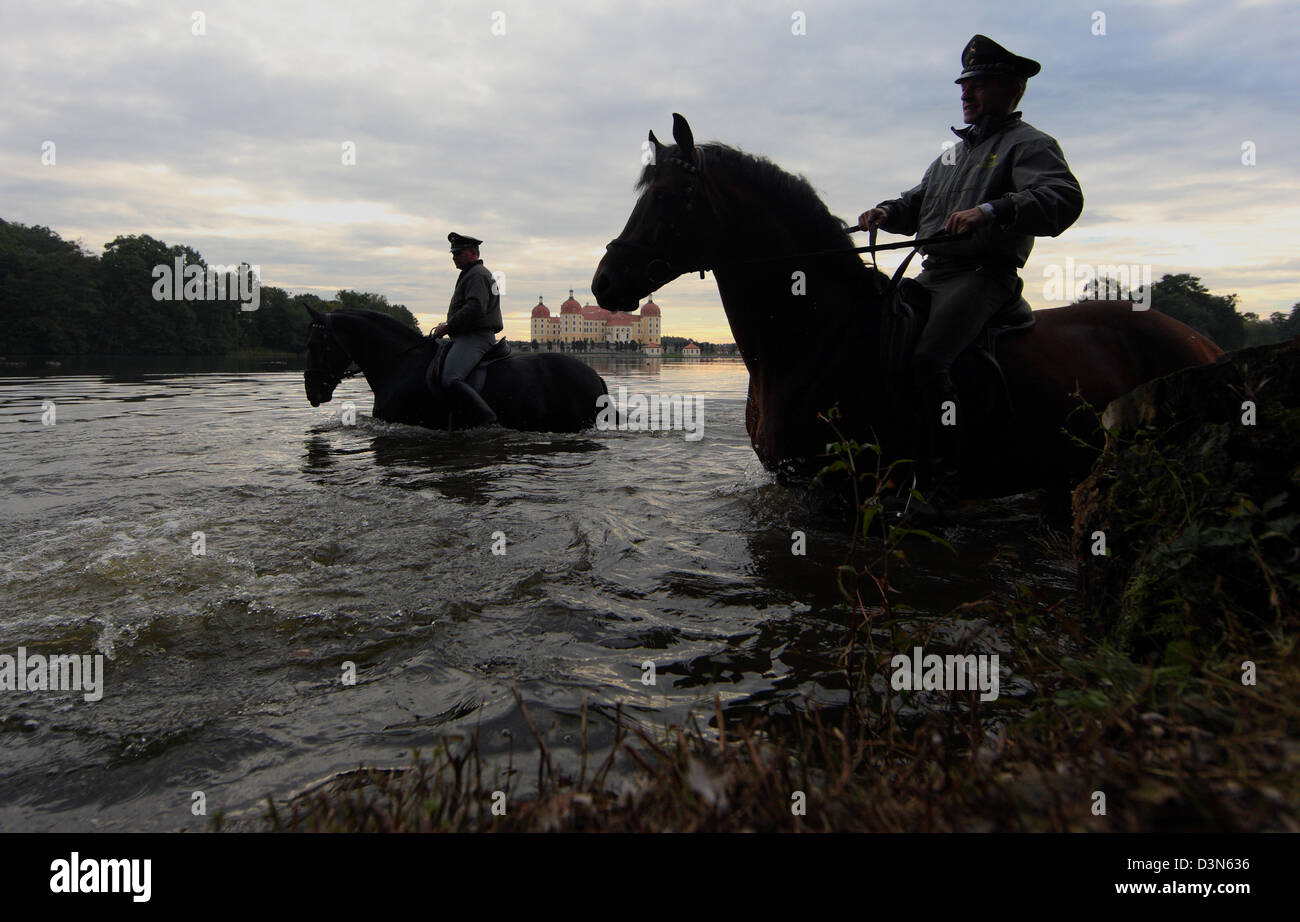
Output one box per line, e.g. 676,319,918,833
303,306,353,406
593,113,727,311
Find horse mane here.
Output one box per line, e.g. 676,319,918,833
638,142,862,257
327,308,424,345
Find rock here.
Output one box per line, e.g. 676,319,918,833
1072,337,1300,655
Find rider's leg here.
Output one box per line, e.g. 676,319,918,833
439,332,499,428
909,265,1018,499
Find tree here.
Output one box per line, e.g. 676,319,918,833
1149,274,1246,350
1082,275,1136,302
331,289,420,331
1270,303,1300,340
0,219,102,354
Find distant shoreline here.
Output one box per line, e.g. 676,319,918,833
1,349,301,364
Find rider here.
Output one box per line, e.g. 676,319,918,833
858,34,1083,500
430,232,504,427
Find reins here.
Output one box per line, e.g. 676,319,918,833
725,227,969,286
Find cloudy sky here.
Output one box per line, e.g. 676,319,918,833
4,0,1296,342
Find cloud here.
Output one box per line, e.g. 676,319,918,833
1,0,1295,340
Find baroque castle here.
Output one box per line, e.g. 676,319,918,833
530,291,662,348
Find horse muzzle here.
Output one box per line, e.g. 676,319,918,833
304,370,334,407
592,254,652,312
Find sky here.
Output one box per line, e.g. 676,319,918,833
3,0,1297,342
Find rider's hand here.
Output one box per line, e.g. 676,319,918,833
943,207,989,235
857,207,888,232
432,322,449,337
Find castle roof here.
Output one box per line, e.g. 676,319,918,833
559,288,583,314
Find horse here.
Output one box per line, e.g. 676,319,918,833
302,306,610,432
591,113,1222,504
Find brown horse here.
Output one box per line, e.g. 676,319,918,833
592,114,1222,502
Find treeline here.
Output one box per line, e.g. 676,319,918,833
0,219,418,355
1089,273,1299,350
659,337,737,354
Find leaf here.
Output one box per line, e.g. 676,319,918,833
893,528,956,555
859,504,878,539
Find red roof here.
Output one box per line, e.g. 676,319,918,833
641,298,660,316
560,289,582,313
531,300,550,318
582,304,612,321
606,313,636,325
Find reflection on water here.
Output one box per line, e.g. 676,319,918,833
0,354,1065,831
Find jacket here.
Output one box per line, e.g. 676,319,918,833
876,112,1083,269
445,260,503,336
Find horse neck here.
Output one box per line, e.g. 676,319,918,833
710,202,881,375
330,313,421,386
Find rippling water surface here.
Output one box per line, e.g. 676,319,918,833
0,354,1070,830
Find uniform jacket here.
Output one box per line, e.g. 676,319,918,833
877,112,1083,269
445,260,503,336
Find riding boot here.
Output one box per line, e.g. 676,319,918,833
446,379,499,429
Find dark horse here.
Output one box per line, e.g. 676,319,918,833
592,114,1222,501
302,306,609,432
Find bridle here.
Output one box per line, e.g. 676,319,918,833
306,319,363,392
306,317,439,392
604,148,717,286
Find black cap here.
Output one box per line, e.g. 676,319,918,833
448,232,483,252
955,34,1040,83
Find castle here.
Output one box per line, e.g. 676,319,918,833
530,291,661,348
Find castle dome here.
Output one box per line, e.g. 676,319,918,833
560,289,583,314
641,298,660,317
531,296,550,319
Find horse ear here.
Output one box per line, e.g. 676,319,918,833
671,113,695,156
648,129,665,160
306,305,323,321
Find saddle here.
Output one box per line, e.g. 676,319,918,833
425,336,512,398
876,257,1035,419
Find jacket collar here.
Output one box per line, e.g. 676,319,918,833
952,110,1022,145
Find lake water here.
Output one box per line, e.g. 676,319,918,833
0,355,1070,831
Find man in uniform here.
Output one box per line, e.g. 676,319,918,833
430,232,503,427
858,34,1083,500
